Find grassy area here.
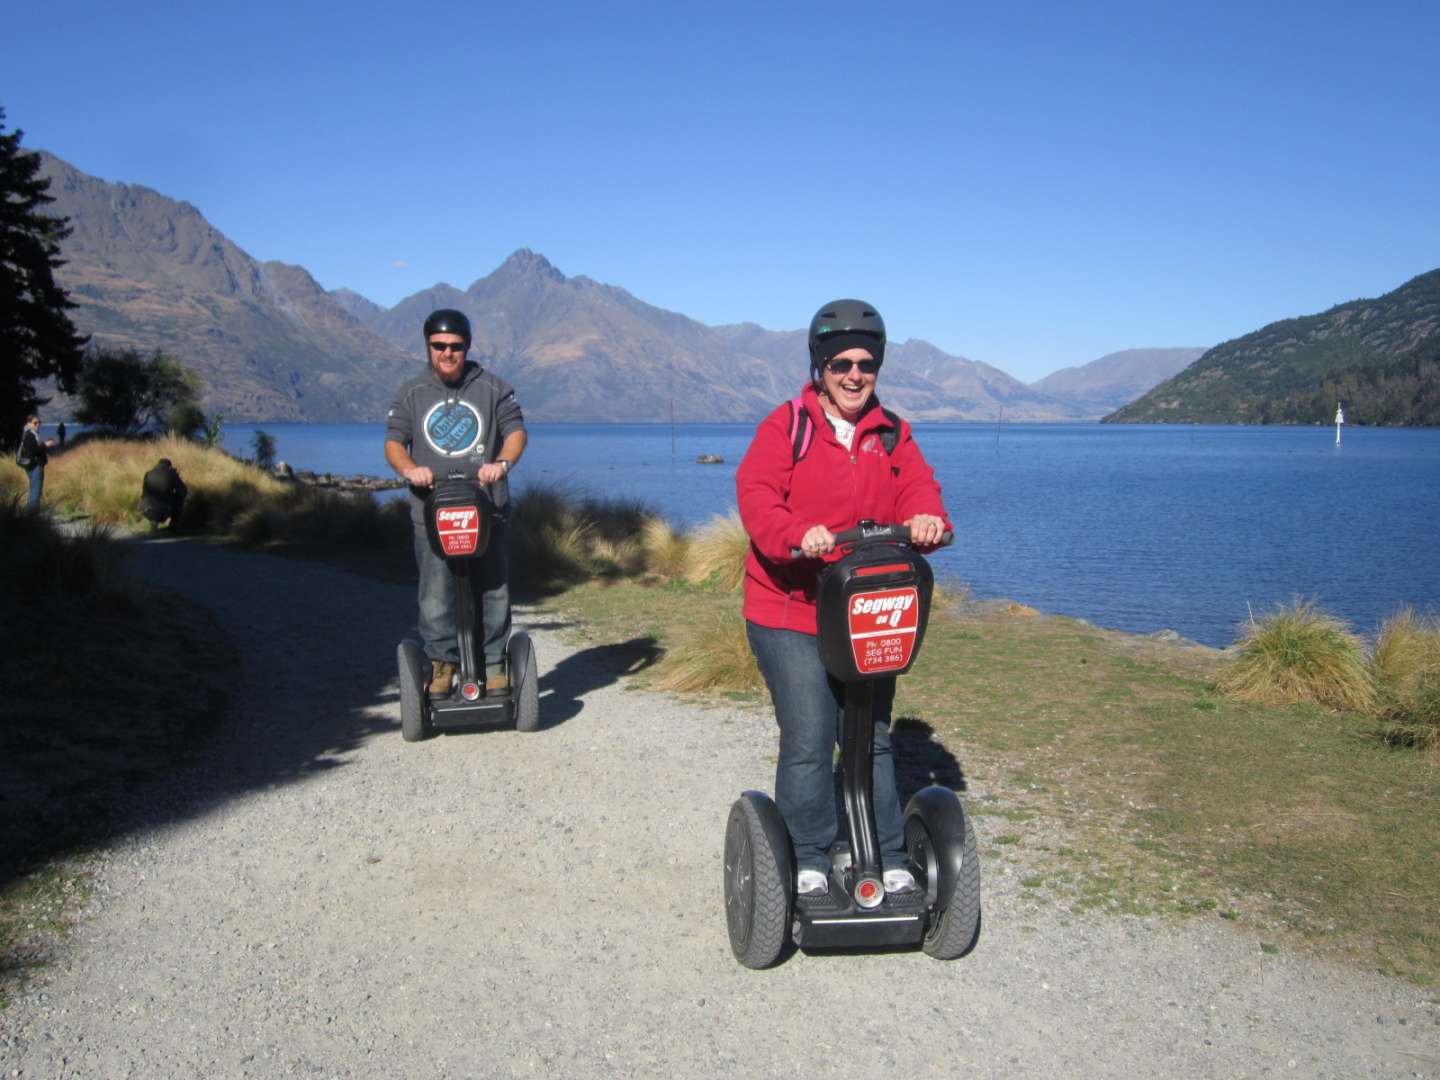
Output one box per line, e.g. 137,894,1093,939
0,500,238,1005
0,438,680,594
550,572,1440,986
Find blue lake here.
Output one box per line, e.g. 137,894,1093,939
220,421,1440,649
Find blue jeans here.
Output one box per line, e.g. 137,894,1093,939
414,513,511,671
25,466,43,510
746,621,906,875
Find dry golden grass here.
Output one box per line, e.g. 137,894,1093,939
654,605,764,693
1217,599,1375,712
684,509,749,590
1372,608,1440,748
639,516,690,579
43,435,287,527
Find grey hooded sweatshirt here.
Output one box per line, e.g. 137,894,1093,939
385,360,525,518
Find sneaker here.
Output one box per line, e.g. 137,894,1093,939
796,869,829,896
485,672,510,694
883,868,918,894
427,660,456,698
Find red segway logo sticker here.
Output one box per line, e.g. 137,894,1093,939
435,506,480,556
848,586,920,674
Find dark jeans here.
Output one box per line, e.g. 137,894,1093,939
413,514,511,671
746,621,906,876
25,466,43,510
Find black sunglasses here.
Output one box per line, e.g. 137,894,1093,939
825,358,879,376
429,341,468,354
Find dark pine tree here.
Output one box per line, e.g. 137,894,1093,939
0,106,88,450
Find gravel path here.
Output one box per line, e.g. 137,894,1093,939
3,537,1435,1078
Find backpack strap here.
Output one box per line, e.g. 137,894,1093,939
879,406,901,455
790,399,901,461
787,397,814,464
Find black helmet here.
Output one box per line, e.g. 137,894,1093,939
808,299,885,378
423,308,472,347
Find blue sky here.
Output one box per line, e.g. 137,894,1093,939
7,0,1437,381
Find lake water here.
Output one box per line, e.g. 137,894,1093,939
219,421,1440,649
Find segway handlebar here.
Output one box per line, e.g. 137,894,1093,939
790,522,953,559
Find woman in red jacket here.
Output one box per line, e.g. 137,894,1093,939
736,299,951,898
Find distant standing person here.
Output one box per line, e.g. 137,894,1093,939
139,457,188,531
16,415,55,511
384,309,528,698
56,421,66,447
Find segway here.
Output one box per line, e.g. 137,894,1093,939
723,522,981,968
397,474,540,741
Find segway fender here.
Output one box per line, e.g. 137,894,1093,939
739,790,793,895
905,786,968,905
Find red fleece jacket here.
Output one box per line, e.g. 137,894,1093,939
736,384,952,635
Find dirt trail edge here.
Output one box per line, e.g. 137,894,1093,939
3,537,1435,1079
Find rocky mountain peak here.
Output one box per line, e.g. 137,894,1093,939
486,248,566,285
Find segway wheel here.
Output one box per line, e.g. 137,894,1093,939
397,641,430,743
723,794,791,969
905,787,981,960
509,632,540,733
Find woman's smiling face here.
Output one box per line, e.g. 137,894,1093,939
819,347,878,422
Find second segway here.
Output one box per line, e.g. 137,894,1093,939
397,474,539,741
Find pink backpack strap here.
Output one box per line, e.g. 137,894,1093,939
787,397,814,463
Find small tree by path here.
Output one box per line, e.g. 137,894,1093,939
74,348,201,435
251,430,277,472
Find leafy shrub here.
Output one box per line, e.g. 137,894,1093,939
1216,599,1375,712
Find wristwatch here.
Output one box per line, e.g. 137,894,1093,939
497,459,511,473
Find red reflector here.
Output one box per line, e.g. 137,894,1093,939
854,563,910,577
461,682,480,701
858,880,878,900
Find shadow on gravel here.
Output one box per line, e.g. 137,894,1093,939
536,637,661,729
893,716,969,802
2,535,416,895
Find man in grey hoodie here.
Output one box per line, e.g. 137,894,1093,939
384,309,528,698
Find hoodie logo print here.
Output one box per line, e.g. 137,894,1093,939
423,400,483,456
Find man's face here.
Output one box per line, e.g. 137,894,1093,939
427,334,468,385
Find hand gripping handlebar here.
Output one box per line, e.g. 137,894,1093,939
790,521,954,559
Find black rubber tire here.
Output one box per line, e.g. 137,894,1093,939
723,796,790,969
905,793,982,960
511,632,540,733
398,641,429,743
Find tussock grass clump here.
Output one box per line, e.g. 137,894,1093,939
640,517,690,579
654,606,763,694
507,481,667,595
685,510,749,590
0,498,128,608
1371,608,1440,748
1217,599,1375,712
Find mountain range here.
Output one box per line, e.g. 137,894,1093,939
37,152,1201,424
1108,270,1440,425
